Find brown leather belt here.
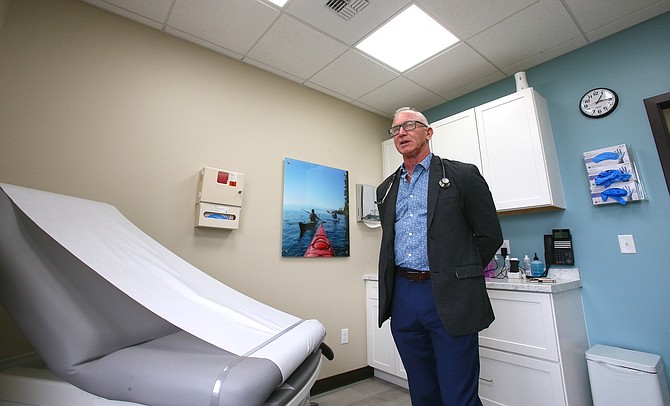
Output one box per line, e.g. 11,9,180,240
396,266,431,282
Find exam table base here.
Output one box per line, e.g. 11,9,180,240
0,357,320,406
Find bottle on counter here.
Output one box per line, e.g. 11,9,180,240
531,253,545,277
523,255,531,276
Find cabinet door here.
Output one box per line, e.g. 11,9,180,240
430,108,482,171
365,282,396,374
382,139,402,178
480,347,566,406
475,88,563,211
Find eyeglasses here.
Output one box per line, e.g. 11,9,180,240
388,120,428,137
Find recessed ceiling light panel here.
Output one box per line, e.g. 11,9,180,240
265,0,288,7
356,5,458,72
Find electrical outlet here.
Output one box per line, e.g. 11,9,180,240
496,239,510,255
340,328,349,344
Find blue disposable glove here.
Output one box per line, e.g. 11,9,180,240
595,169,632,187
592,151,621,163
601,188,628,204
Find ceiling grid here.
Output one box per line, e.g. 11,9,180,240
80,0,670,116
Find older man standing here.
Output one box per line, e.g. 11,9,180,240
376,107,502,405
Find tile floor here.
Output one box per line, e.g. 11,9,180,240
310,377,410,406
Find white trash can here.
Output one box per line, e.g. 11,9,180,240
586,344,670,406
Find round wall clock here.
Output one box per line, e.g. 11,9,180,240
580,88,619,118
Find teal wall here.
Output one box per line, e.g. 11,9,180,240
426,12,670,384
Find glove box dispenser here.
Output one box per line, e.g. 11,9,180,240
195,167,244,229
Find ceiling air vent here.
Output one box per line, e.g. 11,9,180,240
325,0,369,20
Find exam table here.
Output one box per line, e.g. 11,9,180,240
0,183,333,406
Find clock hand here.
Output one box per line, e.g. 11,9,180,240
594,97,612,105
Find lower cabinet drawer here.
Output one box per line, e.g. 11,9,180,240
479,347,566,406
480,290,559,361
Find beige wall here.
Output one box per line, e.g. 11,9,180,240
0,0,389,379
0,0,8,32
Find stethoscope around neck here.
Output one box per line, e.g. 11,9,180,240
375,156,451,205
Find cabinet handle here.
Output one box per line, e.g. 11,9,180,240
479,377,493,383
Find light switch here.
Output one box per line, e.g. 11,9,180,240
618,234,637,254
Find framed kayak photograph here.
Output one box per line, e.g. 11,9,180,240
281,158,350,257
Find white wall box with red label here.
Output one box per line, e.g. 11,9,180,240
195,167,244,229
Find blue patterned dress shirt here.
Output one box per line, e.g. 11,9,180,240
394,153,432,271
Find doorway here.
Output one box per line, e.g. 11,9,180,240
644,92,670,195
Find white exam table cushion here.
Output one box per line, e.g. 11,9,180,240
0,183,325,380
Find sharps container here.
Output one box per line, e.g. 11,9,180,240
585,344,670,406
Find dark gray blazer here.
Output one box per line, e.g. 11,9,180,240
376,155,503,336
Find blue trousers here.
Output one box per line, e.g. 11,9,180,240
391,274,482,406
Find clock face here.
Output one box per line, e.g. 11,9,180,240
580,88,618,118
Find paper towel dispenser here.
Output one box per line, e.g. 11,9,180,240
355,184,380,228
195,167,244,229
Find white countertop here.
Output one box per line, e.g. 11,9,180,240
364,268,582,294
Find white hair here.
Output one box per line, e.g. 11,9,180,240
393,107,428,125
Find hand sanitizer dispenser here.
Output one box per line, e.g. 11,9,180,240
195,167,244,229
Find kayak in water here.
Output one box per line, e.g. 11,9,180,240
299,221,317,235
304,224,334,257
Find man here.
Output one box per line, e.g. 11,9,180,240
376,107,502,405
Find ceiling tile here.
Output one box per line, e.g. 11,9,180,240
582,1,670,42
243,58,305,84
564,0,661,32
467,0,583,69
246,15,348,80
285,0,411,46
501,36,586,76
417,0,537,39
404,43,500,97
167,0,280,56
164,28,244,60
352,101,392,118
79,0,171,28
357,77,440,115
439,72,506,101
307,50,397,99
304,82,354,103
414,95,449,113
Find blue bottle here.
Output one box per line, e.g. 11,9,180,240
531,253,545,277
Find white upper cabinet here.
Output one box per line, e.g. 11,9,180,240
475,88,565,212
382,138,403,179
426,88,565,213
430,108,482,172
